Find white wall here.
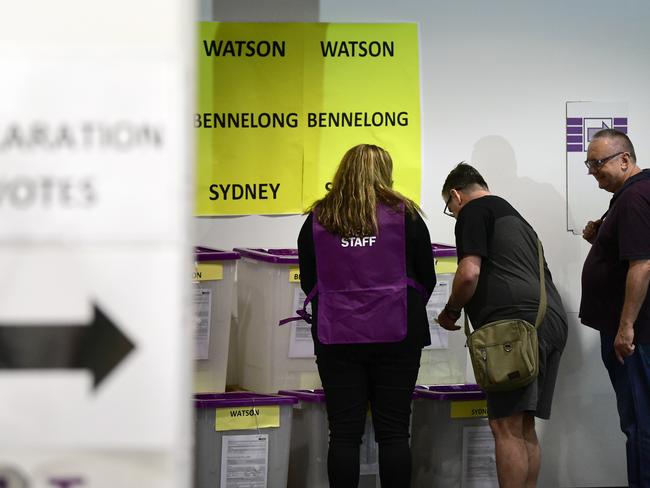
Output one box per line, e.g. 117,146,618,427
199,1,650,486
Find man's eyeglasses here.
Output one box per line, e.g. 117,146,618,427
443,194,454,217
584,151,624,172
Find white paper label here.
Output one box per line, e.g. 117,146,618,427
221,434,269,488
461,426,498,487
288,286,314,358
193,287,212,360
425,278,450,349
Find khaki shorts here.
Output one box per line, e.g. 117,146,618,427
486,337,562,420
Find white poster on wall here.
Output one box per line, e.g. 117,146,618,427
566,102,628,234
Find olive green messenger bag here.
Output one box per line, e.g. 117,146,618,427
464,239,546,392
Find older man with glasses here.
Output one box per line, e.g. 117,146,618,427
580,128,650,488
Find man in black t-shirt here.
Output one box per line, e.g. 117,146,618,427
436,163,568,488
580,129,650,488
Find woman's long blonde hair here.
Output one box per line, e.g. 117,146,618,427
309,144,421,236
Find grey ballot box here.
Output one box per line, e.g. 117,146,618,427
194,392,297,488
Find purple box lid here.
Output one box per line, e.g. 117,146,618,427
431,243,457,258
195,246,240,262
278,389,326,403
194,391,298,408
279,388,419,402
234,248,299,264
415,384,485,401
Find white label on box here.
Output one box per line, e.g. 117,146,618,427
461,426,498,487
221,434,268,488
425,278,450,349
193,288,212,360
288,286,314,358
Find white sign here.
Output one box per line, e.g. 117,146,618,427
0,247,188,450
566,101,628,234
0,59,185,243
0,0,192,484
0,55,190,488
0,450,183,488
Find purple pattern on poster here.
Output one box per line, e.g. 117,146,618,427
566,115,628,153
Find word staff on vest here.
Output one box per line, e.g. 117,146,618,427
341,236,377,247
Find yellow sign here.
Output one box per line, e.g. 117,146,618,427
215,405,281,431
196,23,305,216
435,257,458,274
301,23,421,209
450,400,488,419
193,263,223,281
196,22,421,215
289,267,301,282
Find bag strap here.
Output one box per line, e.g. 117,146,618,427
463,238,547,336
533,238,547,329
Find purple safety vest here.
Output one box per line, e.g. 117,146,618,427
292,203,428,344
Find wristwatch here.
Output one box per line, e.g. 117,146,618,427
443,305,462,321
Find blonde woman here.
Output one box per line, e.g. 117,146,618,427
297,144,436,487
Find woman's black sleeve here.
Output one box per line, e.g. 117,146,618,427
408,213,437,295
297,213,316,294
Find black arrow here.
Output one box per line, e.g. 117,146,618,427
0,304,135,390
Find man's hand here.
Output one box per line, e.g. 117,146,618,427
582,219,602,244
436,307,461,331
614,325,635,364
615,259,650,364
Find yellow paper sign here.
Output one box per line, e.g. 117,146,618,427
196,22,305,216
450,400,488,419
215,405,281,431
195,22,421,215
301,23,422,209
193,263,223,281
435,257,458,274
289,267,301,282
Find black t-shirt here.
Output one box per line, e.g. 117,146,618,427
298,209,437,355
455,195,567,349
580,170,650,343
